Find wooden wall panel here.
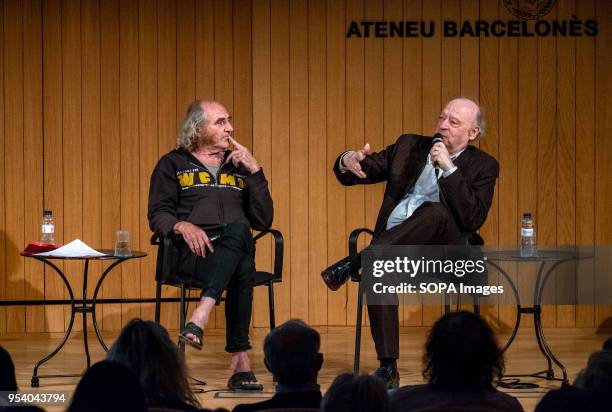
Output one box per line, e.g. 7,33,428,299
252,0,272,328
307,0,328,327
81,0,101,331
119,0,140,326
515,8,538,330
0,0,5,333
595,0,612,326
556,0,576,328
42,0,65,333
538,4,558,328
441,0,460,104
0,0,610,335
139,0,160,323
100,0,121,331
289,0,309,321
23,0,45,333
460,0,479,99
575,0,596,328
4,0,25,333
61,0,83,331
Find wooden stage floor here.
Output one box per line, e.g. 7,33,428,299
1,327,609,411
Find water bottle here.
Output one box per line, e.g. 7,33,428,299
41,210,55,244
520,212,536,257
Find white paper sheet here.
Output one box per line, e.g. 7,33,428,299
35,239,108,257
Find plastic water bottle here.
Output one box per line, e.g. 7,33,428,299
520,212,536,257
41,210,55,244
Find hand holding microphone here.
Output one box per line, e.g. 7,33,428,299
430,133,453,173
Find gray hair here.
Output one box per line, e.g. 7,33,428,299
474,105,486,138
453,96,486,138
176,100,207,152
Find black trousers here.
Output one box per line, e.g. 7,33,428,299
178,223,255,353
367,202,462,360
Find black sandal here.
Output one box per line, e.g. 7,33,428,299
227,371,263,392
179,322,203,350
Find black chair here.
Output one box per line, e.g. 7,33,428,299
151,229,283,352
348,228,484,374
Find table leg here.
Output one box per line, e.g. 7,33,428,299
533,262,554,376
535,259,573,383
486,260,522,353
31,259,76,388
82,260,91,369
91,259,126,351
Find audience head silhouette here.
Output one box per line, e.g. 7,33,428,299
0,345,17,392
321,373,389,412
107,318,200,409
574,349,612,394
67,360,147,412
536,349,612,412
424,311,503,390
602,336,612,351
263,319,323,385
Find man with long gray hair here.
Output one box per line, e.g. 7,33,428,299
148,100,273,391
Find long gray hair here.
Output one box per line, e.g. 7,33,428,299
176,100,208,152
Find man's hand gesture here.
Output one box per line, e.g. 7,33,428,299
341,143,371,178
226,137,261,174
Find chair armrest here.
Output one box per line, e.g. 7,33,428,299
348,228,374,256
254,229,284,282
348,228,374,281
150,232,162,246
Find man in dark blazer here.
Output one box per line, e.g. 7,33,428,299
323,98,499,389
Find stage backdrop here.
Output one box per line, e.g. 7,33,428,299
1,0,611,334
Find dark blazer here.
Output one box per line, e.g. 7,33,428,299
232,390,322,412
333,134,499,239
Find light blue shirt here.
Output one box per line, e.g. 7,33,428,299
385,151,462,230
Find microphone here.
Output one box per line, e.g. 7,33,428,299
432,133,443,178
